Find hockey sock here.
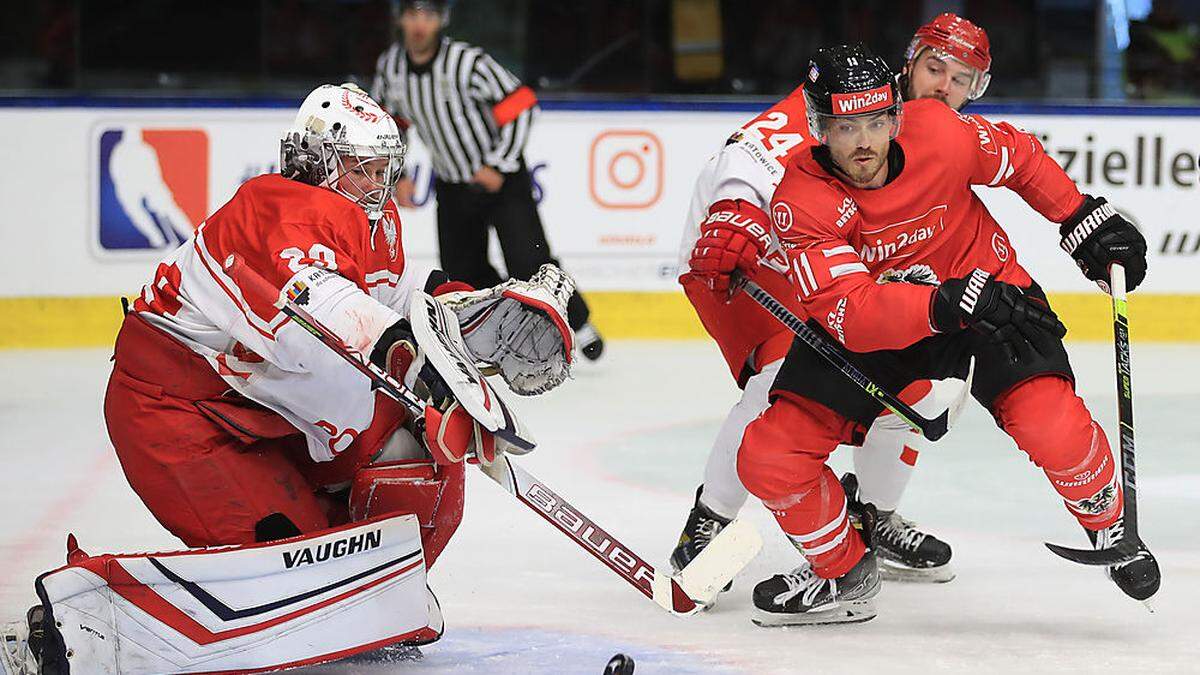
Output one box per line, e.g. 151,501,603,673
770,466,865,579
740,394,863,577
994,376,1122,530
700,363,780,520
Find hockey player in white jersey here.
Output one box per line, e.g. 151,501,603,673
673,14,994,586
1,83,574,675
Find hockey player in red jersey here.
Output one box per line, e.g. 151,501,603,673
705,44,1156,626
3,84,575,673
106,83,571,555
673,14,994,586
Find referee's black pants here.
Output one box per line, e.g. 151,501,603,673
434,167,590,330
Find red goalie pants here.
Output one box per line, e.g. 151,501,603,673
738,375,1122,579
103,314,456,551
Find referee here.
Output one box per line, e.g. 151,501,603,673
372,0,603,360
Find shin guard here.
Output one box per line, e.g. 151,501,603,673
767,466,865,579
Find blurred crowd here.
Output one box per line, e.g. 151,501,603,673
2,0,1198,103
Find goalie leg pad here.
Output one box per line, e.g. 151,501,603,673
31,515,441,674
349,460,465,569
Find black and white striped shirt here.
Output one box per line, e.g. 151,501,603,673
372,37,538,184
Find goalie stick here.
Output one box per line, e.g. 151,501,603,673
1045,264,1144,566
733,276,950,441
222,256,760,615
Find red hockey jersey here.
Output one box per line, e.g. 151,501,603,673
770,98,1084,353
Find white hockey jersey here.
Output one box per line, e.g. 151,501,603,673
678,85,815,268
132,174,432,462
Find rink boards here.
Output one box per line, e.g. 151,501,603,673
2,99,1199,347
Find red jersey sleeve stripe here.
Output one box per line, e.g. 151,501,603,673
492,86,537,126
822,245,857,257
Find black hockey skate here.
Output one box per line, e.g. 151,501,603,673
670,487,733,573
670,487,734,597
576,323,605,361
752,475,881,626
873,512,955,583
1085,520,1160,602
841,472,954,583
752,547,880,627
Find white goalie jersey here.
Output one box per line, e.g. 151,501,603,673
133,173,433,462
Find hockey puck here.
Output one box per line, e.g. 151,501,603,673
604,653,635,675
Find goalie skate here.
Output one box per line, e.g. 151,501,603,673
0,613,36,675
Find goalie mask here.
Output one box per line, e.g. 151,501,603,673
281,84,406,222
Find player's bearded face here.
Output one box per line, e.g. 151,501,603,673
905,51,978,111
825,113,895,187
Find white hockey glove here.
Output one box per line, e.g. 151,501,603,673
435,264,576,396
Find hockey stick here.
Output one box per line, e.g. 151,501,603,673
480,457,761,615
734,276,950,441
1044,263,1143,566
222,256,759,614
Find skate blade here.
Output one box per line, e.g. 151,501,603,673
751,600,876,627
879,559,955,584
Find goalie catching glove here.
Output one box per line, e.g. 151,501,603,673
436,263,576,395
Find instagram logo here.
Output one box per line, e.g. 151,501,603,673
589,130,663,209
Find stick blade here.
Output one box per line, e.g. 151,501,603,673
651,574,700,616
923,409,951,442
675,518,763,607
1044,540,1140,566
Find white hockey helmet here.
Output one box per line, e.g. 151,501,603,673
281,83,405,222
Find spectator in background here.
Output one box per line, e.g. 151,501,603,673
1127,2,1200,100
372,0,604,360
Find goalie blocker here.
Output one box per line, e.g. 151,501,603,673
2,514,441,675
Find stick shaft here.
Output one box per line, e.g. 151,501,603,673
1110,264,1139,539
739,278,948,441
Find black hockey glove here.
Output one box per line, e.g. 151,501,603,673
369,319,454,405
932,269,1067,363
1059,195,1147,292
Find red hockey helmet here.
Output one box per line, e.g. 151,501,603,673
906,13,992,100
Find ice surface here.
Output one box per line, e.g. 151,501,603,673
1,340,1197,673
